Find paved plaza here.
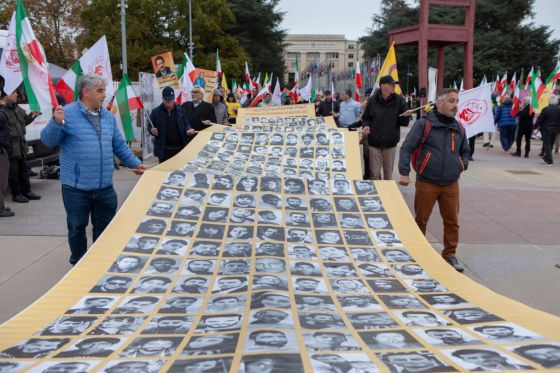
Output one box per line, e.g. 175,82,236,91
0,135,559,323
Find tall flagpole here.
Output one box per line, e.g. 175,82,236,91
119,0,127,75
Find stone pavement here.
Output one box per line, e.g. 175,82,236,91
0,137,559,324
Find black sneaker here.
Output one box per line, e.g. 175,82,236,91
445,256,464,272
23,192,41,200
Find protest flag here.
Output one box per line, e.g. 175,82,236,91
0,12,23,96
271,77,282,106
456,84,495,138
114,74,142,141
376,42,402,94
55,60,82,103
177,53,195,104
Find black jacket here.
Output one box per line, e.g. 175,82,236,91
316,99,340,116
535,104,560,131
362,89,410,148
149,104,191,158
399,109,470,185
181,101,217,131
0,107,11,155
516,104,534,131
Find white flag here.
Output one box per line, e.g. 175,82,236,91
456,84,495,138
0,12,22,95
79,36,114,100
299,76,313,101
271,77,282,106
428,67,438,103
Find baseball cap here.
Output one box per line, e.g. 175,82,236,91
379,75,399,85
162,86,175,100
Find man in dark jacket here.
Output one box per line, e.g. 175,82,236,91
149,86,195,163
398,88,470,272
181,85,217,132
316,90,339,117
0,96,14,217
2,90,41,203
535,94,560,166
362,75,411,180
512,96,534,157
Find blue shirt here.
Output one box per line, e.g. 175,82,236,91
338,99,362,127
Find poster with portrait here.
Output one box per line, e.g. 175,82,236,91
191,68,219,103
151,52,179,89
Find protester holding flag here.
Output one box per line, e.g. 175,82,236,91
362,75,412,180
494,96,516,151
1,90,42,203
398,88,470,273
149,86,195,163
40,75,147,265
534,94,560,166
512,96,534,158
181,86,217,131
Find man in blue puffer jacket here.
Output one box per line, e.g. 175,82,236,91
494,96,517,151
41,75,146,265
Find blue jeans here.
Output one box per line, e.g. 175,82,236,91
499,126,516,151
62,184,117,265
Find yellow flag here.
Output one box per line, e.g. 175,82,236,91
221,72,229,93
536,80,555,115
376,42,402,95
263,72,269,86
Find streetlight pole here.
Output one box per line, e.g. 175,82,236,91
188,0,193,60
119,0,127,75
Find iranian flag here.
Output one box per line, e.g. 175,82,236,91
355,60,362,101
530,69,545,115
244,61,251,83
524,67,533,89
15,0,58,110
509,71,517,92
0,12,22,96
216,49,222,79
177,53,196,104
248,81,272,107
271,77,282,106
290,54,300,103
499,72,508,92
55,36,112,104
113,74,143,141
55,60,82,103
300,75,314,102
511,78,523,117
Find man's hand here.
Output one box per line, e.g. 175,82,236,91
31,110,42,117
362,126,370,136
53,106,65,125
402,109,413,117
186,129,195,136
202,120,211,126
134,164,148,175
399,175,410,186
333,113,340,118
150,127,158,136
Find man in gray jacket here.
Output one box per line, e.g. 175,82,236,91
398,88,470,272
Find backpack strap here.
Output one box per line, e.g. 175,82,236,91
420,119,432,144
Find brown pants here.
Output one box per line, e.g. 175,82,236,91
414,179,460,258
368,146,396,180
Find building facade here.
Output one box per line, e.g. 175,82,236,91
283,34,365,93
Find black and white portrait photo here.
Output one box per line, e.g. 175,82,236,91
239,354,304,373
26,360,98,372
420,293,472,309
197,223,225,240
256,226,285,241
124,235,159,255
381,248,414,262
248,309,294,329
244,329,298,352
212,175,235,191
347,312,398,330
443,308,504,324
304,332,361,352
310,353,380,373
441,347,532,372
359,330,423,350
141,315,194,334
337,295,383,312
207,192,231,207
299,312,346,330
292,277,328,293
169,357,233,373
99,360,164,373
372,230,402,247
229,207,255,224
343,230,373,246
367,279,407,293
196,314,244,333
136,218,167,235
181,333,239,356
145,257,180,274
172,276,209,294
509,343,560,369
131,276,172,294
288,245,317,259
202,207,229,223
164,170,187,187
334,197,359,212
358,197,384,212
350,247,381,262
88,316,145,335
226,225,254,241
55,337,125,358
0,338,70,358
379,295,427,310
312,213,338,228
219,259,250,275
413,328,483,347
330,279,369,293
112,296,160,315
190,241,220,257
90,275,134,294
377,351,457,373
467,323,544,343
285,196,307,211
212,276,249,294
66,296,119,314
159,296,201,314
354,180,377,195
290,261,321,276
365,214,392,229
108,255,147,274
405,278,448,293
156,186,182,201
251,292,292,309
286,211,310,227
147,201,175,218
255,242,285,257
319,246,349,261
119,336,182,357
357,263,393,278
392,264,429,278
223,242,252,257
182,190,207,205
205,295,246,313
324,262,358,278
286,228,313,243
295,295,336,311
37,316,97,336
183,259,215,275
394,310,451,327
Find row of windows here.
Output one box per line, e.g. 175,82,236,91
286,52,354,60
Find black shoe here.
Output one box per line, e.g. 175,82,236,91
3,207,11,211
444,256,464,272
524,153,529,158
23,192,41,200
511,151,521,157
12,195,29,203
0,209,15,217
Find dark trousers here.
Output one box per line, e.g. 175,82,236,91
499,126,516,151
62,184,118,265
468,136,476,157
158,146,183,163
542,128,559,164
515,126,532,154
8,157,31,197
0,151,9,209
414,180,460,258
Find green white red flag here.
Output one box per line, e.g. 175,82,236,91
55,60,82,103
177,53,196,104
271,77,282,106
0,12,22,96
216,49,222,79
113,74,143,141
15,0,58,110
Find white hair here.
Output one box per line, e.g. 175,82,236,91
78,75,106,99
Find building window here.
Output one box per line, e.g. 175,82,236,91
287,52,299,59
348,62,354,68
307,52,320,60
326,52,339,59
348,54,354,59
348,44,355,49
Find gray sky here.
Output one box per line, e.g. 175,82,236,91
279,0,560,42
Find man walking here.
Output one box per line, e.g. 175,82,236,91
334,89,361,128
1,90,42,202
398,88,470,272
362,75,411,180
535,94,560,166
41,75,146,265
316,90,339,117
149,86,194,163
